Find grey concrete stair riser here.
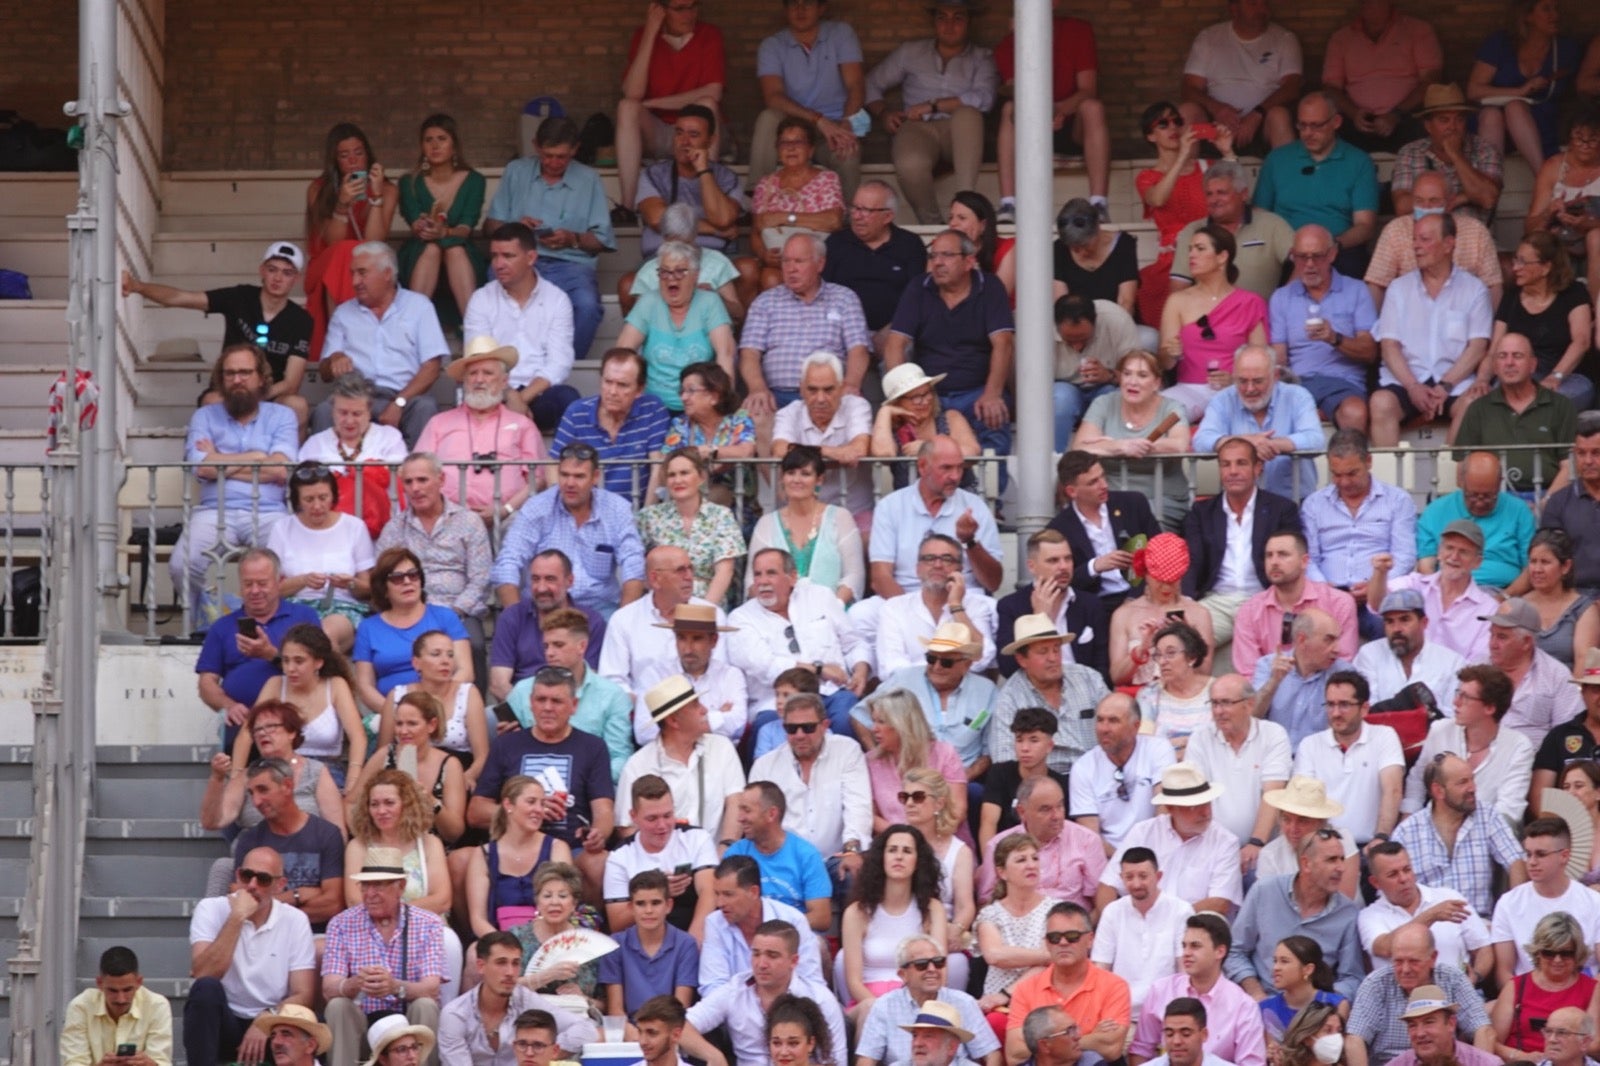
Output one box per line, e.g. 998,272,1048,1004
93,777,213,822
84,843,229,900
77,936,197,989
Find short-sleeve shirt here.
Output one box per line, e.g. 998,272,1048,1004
1374,267,1494,394
484,157,617,268
1253,139,1380,236
551,395,672,502
1320,14,1442,115
472,727,616,846
352,603,469,696
1055,232,1140,305
993,17,1098,98
205,285,313,381
188,895,315,1018
1491,879,1600,975
823,226,928,331
604,827,721,902
1390,137,1504,225
627,22,727,125
1007,962,1132,1033
1270,272,1379,387
636,162,746,257
889,271,1016,394
739,282,871,393
595,924,701,1015
722,833,832,912
1454,386,1576,493
1496,282,1590,376
232,816,345,929
756,21,863,120
1293,724,1406,844
1183,21,1303,113
624,290,732,410
196,600,321,707
1365,215,1503,295
1172,208,1296,299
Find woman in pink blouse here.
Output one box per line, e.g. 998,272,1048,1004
750,118,845,291
863,688,967,834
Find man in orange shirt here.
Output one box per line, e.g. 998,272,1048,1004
1005,902,1131,1065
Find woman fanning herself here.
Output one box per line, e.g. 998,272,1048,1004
304,123,398,351
1160,224,1268,422
1559,761,1600,883
351,689,467,845
249,623,365,791
839,825,949,1026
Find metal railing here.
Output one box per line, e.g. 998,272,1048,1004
0,440,1569,641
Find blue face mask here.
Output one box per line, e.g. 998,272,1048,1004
1413,206,1446,221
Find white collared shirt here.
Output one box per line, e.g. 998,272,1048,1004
1402,719,1534,824
1101,815,1244,908
1183,719,1294,844
616,734,747,831
1292,723,1406,843
1068,735,1178,848
188,896,315,1018
1090,891,1195,1011
726,579,869,711
771,396,874,514
462,276,576,388
597,595,730,697
1352,637,1465,709
1080,502,1130,594
1358,882,1491,974
875,589,998,675
749,733,874,855
1215,491,1262,594
631,659,748,744
688,972,848,1066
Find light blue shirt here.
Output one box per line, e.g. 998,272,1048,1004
698,897,826,996
1269,272,1378,387
1416,491,1536,589
1192,382,1324,500
865,39,999,112
869,484,1003,592
322,289,448,391
185,401,298,511
623,289,732,410
1302,478,1418,587
853,666,996,765
756,21,864,119
486,157,617,267
1249,657,1353,749
490,486,646,613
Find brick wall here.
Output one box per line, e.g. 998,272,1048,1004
4,0,1595,171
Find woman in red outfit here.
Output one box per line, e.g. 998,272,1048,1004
304,123,399,355
1136,101,1235,327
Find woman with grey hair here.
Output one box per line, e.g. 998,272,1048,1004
297,372,408,538
1490,910,1600,1058
615,240,736,412
1054,196,1139,317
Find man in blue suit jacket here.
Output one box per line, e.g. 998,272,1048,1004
1046,450,1162,616
996,528,1111,682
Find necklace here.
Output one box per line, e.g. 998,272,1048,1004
336,432,366,464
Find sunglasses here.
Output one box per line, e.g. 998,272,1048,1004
534,666,575,684
925,653,962,668
783,721,821,735
905,955,948,971
1197,314,1216,342
292,463,331,482
1045,930,1089,945
784,624,800,654
236,867,278,886
1539,949,1579,960
897,790,931,805
559,442,599,462
1151,116,1184,132
1112,767,1130,802
386,569,422,584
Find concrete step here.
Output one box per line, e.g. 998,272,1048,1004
0,175,77,234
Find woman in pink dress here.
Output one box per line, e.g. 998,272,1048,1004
1136,101,1236,327
304,123,399,355
1159,224,1269,421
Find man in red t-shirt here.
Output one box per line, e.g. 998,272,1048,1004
615,0,727,226
993,14,1110,223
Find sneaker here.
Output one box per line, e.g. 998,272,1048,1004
610,205,639,228
997,202,1016,225
1094,202,1111,224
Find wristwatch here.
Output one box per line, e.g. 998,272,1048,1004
787,212,797,225
392,396,408,409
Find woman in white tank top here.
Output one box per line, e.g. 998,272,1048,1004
901,766,975,994
376,629,488,788
242,622,364,790
840,825,949,1027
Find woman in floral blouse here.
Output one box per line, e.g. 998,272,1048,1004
636,446,747,607
750,117,845,291
652,362,757,519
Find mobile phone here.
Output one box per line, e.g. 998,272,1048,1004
237,617,260,640
1280,611,1298,647
1191,122,1219,141
117,1045,137,1057
492,701,519,725
674,863,693,875
1166,609,1186,622
533,225,557,239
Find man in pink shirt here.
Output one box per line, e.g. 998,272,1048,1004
1129,913,1266,1066
1321,0,1442,151
978,776,1106,908
415,339,546,524
1232,530,1359,674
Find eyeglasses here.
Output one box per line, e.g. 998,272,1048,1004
1209,696,1250,708
905,955,948,971
925,653,962,668
1151,117,1184,132
513,1040,553,1054
236,867,278,886
1045,930,1089,945
387,569,422,584
679,384,708,396
221,367,259,379
1296,116,1336,132
1197,314,1216,342
850,204,893,215
659,267,691,281
1545,1028,1586,1040
783,624,800,654
1290,249,1333,263
1511,256,1546,268
1538,948,1579,960
387,1042,425,1058
1150,648,1186,662
1112,767,1131,802
1044,1026,1082,1041
898,790,931,805
534,666,575,684
251,722,285,736
559,442,599,462
918,553,961,566
1525,847,1569,861
783,721,821,734
292,463,331,482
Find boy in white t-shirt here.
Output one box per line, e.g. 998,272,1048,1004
1489,815,1600,984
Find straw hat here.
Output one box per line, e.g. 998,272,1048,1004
650,602,737,633
918,621,981,658
1414,84,1476,117
644,674,701,724
363,1015,436,1066
898,999,976,1044
1398,985,1457,1021
348,846,410,883
1573,648,1600,686
1262,776,1344,819
882,363,948,404
447,335,520,381
1157,763,1224,806
1001,613,1073,655
252,1003,332,1054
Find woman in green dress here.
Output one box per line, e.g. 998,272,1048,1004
398,113,486,325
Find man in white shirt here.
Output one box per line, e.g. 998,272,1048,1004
1183,673,1292,874
749,693,872,872
462,222,580,431
771,351,874,521
1353,588,1465,708
1097,764,1243,919
1402,663,1532,824
605,773,722,940
729,547,870,735
617,676,745,845
1070,693,1177,852
875,534,1000,674
600,546,730,701
1490,815,1600,984
698,855,826,996
679,920,847,1066
1179,0,1303,149
631,604,748,745
1292,669,1405,846
1091,846,1193,1013
1360,842,1493,980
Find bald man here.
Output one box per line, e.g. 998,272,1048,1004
1364,171,1502,311
1453,332,1580,490
1269,225,1378,432
1414,451,1535,589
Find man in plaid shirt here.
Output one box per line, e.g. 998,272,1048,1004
322,848,447,1066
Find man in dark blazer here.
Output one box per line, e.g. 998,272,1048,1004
1181,435,1302,644
996,528,1111,682
1046,450,1162,616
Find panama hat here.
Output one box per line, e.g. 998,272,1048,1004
363,1014,436,1066
348,846,410,883
918,621,981,658
898,999,976,1043
650,602,737,633
252,1003,332,1054
1414,84,1476,117
1263,776,1344,819
1157,762,1224,806
644,674,701,724
447,335,519,381
1001,613,1074,656
882,363,948,404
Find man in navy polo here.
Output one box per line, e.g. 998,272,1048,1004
551,347,670,504
195,548,319,750
823,180,927,352
882,229,1016,459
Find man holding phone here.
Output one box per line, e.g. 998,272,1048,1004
61,946,173,1066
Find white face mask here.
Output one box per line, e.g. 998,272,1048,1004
1313,1034,1344,1064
